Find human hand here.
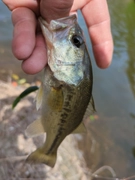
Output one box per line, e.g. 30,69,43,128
2,0,113,74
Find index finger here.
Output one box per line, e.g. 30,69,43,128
2,0,39,14
12,7,37,60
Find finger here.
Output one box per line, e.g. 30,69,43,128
82,0,113,68
2,0,38,14
40,0,73,22
22,33,47,74
12,7,37,60
71,0,113,69
70,0,88,11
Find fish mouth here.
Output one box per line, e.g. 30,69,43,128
39,14,77,31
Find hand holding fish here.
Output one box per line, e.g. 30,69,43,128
3,0,113,73
3,0,113,167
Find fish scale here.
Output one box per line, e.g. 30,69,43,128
25,14,95,167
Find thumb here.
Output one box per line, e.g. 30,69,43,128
40,0,73,22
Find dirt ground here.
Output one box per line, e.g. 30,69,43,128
0,80,91,180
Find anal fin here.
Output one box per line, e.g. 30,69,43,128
25,118,45,138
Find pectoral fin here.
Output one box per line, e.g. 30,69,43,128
25,118,45,138
47,87,63,112
72,123,86,134
36,83,43,110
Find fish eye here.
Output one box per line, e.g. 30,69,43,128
71,35,83,48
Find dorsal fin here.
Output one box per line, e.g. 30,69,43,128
72,122,86,134
83,96,96,121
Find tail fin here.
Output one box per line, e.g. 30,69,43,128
26,147,57,168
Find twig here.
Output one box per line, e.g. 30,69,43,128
122,175,135,180
92,165,117,178
0,155,27,162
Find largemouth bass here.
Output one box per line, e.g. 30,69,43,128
26,14,95,167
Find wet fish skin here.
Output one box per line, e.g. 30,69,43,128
26,14,94,167
39,14,91,86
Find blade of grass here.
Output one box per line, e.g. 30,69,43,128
12,86,39,109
